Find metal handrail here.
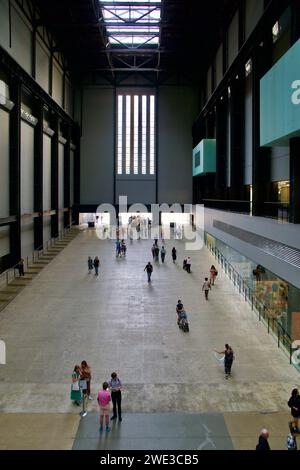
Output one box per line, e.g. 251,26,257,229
0,222,75,288
205,239,294,364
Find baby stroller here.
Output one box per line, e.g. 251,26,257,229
178,309,189,332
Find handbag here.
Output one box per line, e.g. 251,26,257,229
72,380,80,391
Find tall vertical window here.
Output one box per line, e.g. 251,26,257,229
117,95,123,175
125,95,131,175
117,93,156,176
134,95,139,175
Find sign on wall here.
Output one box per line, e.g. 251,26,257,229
260,38,300,146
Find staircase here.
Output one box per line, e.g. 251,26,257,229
0,227,78,312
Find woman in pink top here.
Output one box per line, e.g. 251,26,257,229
97,382,111,432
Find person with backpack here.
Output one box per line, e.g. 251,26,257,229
144,262,153,282
215,344,234,379
209,265,218,285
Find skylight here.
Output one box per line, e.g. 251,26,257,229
99,0,162,47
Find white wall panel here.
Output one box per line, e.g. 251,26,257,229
64,77,73,116
245,0,264,40
10,5,32,74
52,61,63,106
0,0,9,50
0,226,10,257
206,66,212,99
58,142,64,209
228,11,239,67
43,215,51,242
244,76,252,184
43,134,51,211
36,38,49,92
0,108,10,217
270,146,289,182
21,121,34,214
21,218,34,258
215,44,223,86
226,109,231,187
70,150,74,206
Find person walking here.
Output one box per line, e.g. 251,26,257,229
161,246,166,263
109,372,123,422
18,258,25,276
172,247,177,263
70,365,82,406
94,256,100,276
97,382,111,433
288,388,300,433
115,239,121,257
87,256,93,274
202,277,211,300
209,265,218,285
144,262,153,282
80,360,92,400
154,245,160,262
255,429,271,450
215,344,234,379
151,244,156,260
186,257,191,273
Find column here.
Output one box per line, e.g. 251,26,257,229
9,76,21,265
33,98,44,249
51,115,59,237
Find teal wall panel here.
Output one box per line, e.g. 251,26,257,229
260,38,300,146
193,139,216,176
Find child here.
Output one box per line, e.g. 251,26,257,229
88,256,93,274
97,382,111,432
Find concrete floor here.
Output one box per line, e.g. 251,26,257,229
0,227,298,449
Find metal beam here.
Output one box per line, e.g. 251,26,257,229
94,67,163,72
99,2,162,7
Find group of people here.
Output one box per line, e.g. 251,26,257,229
70,361,93,405
115,239,127,257
255,388,300,450
201,265,218,300
71,365,123,433
87,256,100,276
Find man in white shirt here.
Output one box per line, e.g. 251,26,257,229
202,277,211,300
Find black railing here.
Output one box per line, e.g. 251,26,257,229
203,199,251,214
205,238,297,370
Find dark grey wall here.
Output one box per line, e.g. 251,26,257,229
80,87,115,205
80,85,198,205
157,86,197,204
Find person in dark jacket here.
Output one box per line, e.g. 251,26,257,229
288,388,300,433
172,247,177,263
215,344,234,379
18,258,25,276
256,429,270,450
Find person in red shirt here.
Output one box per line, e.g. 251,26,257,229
97,382,111,432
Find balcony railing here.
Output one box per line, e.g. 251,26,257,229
205,237,298,371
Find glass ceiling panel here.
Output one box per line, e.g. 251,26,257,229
99,0,161,47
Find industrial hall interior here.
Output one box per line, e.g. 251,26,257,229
1,0,300,452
